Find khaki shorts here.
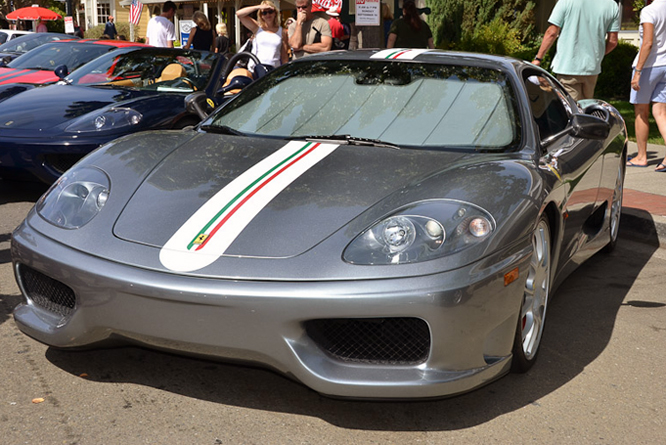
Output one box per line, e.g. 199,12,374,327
556,74,599,101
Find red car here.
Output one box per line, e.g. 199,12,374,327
0,39,149,85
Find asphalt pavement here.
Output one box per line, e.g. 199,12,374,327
622,141,666,247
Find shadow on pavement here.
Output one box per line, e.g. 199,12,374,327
0,179,48,205
27,211,661,430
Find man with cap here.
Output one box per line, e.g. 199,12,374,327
326,6,345,49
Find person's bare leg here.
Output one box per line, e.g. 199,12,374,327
631,103,650,166
651,102,666,170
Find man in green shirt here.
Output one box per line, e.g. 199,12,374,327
533,0,620,100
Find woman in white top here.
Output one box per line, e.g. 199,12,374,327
236,0,288,68
629,0,666,172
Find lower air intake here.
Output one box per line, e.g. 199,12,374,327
19,265,76,317
44,154,83,174
305,317,430,365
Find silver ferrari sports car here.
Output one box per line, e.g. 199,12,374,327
11,49,627,399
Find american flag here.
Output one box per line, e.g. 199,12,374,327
129,0,143,26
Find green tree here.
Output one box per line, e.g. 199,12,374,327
427,0,536,53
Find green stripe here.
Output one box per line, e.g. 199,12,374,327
186,142,314,250
384,50,402,59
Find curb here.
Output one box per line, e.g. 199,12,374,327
620,207,666,248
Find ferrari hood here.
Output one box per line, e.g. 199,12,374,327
0,84,142,131
114,133,466,264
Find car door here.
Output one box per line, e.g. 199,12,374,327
523,70,605,261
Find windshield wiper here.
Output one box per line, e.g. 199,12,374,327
200,125,246,136
291,134,400,150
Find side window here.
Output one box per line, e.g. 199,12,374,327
524,73,571,141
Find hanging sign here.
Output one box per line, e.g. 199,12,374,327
179,20,193,48
355,0,380,26
64,16,74,34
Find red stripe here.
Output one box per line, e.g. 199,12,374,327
391,50,410,59
0,69,30,80
195,143,321,251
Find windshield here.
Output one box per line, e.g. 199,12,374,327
0,34,68,55
66,48,219,91
7,42,111,71
209,59,521,150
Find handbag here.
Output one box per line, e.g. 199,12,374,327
239,36,254,53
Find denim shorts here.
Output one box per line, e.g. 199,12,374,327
630,65,666,104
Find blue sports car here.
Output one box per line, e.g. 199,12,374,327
0,46,228,183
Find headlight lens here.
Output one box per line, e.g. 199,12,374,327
343,200,495,265
65,107,142,133
37,167,110,229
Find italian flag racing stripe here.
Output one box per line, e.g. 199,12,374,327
188,142,319,251
159,141,339,272
371,49,432,60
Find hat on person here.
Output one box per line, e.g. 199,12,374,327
311,2,327,13
326,7,340,17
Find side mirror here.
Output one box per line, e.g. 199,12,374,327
0,56,11,67
541,113,611,148
218,75,253,95
569,113,610,140
185,91,212,120
54,64,69,80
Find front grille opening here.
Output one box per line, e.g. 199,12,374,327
18,264,76,317
305,317,431,365
44,154,83,174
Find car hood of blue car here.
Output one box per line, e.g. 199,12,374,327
0,83,180,135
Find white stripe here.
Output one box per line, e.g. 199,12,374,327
159,141,339,272
371,49,432,60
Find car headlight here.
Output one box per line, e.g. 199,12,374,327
65,107,142,133
37,167,110,229
343,200,495,265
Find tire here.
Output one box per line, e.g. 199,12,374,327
511,216,551,373
602,156,625,254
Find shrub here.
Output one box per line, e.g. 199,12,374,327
84,22,137,41
457,18,524,55
427,0,536,48
596,41,638,101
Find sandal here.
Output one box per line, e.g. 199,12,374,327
655,163,666,172
627,160,648,167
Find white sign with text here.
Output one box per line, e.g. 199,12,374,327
355,0,380,26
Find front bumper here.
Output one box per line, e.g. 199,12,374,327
11,220,532,399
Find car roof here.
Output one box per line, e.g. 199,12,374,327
299,49,525,75
0,32,75,45
0,30,32,36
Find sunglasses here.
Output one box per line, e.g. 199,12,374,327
261,9,276,15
